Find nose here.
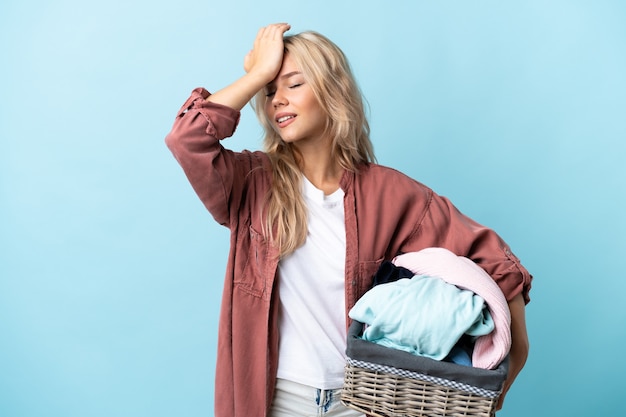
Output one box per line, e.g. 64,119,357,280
272,88,287,107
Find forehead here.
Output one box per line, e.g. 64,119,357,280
270,54,303,84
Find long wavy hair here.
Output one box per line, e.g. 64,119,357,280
252,31,375,257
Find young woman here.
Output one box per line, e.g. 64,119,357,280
165,23,532,417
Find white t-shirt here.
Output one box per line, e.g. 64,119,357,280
276,176,347,389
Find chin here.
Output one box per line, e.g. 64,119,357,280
279,135,300,144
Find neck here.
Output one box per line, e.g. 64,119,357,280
294,141,342,195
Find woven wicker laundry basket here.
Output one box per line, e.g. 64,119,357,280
341,321,509,417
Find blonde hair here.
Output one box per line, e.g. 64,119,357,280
252,31,375,257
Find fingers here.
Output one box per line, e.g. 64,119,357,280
244,23,291,77
255,23,290,46
248,23,289,64
258,23,291,37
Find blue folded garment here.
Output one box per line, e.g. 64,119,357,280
349,275,494,361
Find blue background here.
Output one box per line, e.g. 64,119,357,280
2,1,625,416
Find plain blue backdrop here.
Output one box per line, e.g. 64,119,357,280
1,1,625,416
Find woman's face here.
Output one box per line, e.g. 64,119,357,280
264,54,328,147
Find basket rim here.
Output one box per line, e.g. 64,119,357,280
345,358,501,398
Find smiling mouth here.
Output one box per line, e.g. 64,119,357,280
277,115,295,123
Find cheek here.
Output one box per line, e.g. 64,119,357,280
263,105,276,128
264,100,272,117
310,104,328,128
302,95,325,121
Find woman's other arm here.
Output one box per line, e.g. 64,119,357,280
497,293,529,410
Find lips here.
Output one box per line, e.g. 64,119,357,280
275,113,296,128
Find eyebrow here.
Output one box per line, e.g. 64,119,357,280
280,71,302,80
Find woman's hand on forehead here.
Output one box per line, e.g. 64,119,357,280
244,23,291,83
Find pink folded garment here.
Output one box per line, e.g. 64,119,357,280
392,248,511,370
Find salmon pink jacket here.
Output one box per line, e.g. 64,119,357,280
164,88,532,417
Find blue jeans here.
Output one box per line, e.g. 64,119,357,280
269,378,364,417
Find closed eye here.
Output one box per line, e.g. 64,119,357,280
265,82,303,98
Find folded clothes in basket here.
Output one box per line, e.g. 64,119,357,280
349,273,494,363
349,247,511,371
392,248,511,370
